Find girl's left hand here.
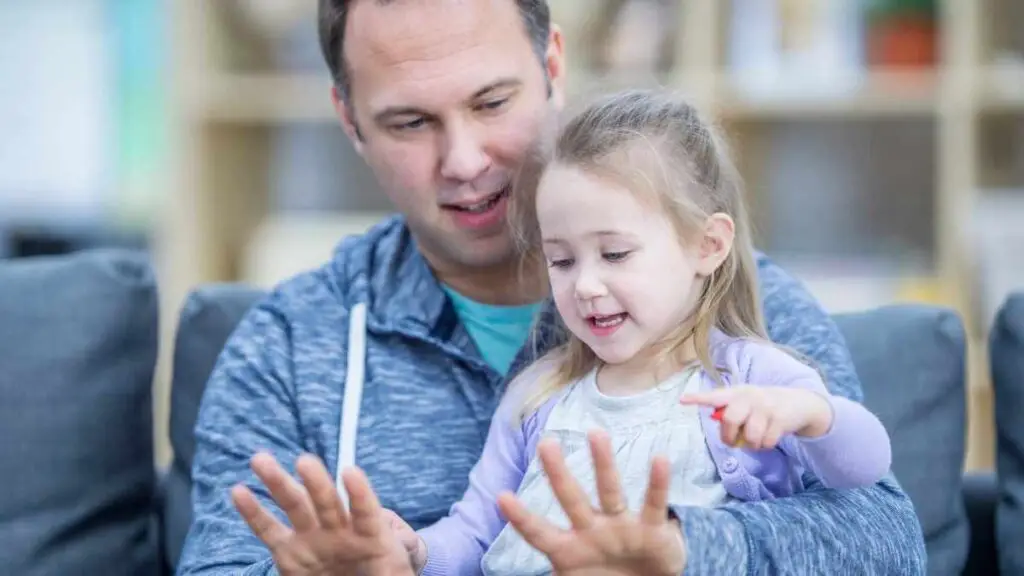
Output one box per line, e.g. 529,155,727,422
496,430,686,576
680,385,834,450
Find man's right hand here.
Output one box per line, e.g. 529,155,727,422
231,452,415,576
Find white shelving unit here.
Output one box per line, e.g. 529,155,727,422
156,0,1024,469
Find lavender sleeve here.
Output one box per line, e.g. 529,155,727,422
750,344,893,489
416,376,545,575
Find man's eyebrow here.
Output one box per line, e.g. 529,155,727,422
373,106,427,125
472,78,522,99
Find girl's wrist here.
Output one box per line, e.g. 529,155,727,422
795,391,834,438
412,537,427,574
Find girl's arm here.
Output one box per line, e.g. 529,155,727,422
416,362,553,576
751,346,893,489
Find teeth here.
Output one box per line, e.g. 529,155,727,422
593,314,625,327
459,189,506,213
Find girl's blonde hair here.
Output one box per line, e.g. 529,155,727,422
510,88,769,415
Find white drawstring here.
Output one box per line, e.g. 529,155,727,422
336,302,367,509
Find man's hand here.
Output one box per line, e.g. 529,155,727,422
681,385,834,450
231,452,415,576
497,430,687,576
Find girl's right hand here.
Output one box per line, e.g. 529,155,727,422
382,508,427,573
231,451,416,576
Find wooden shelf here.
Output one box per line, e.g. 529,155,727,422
186,68,947,124
978,63,1024,112
717,69,941,119
188,72,337,123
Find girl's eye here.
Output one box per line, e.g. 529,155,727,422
548,258,574,269
603,251,631,262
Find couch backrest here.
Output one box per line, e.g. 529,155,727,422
0,250,161,576
991,292,1024,574
833,305,969,574
163,284,265,569
165,286,970,574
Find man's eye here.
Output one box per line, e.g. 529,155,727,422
393,117,427,131
478,98,509,111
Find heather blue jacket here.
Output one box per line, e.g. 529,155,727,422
177,215,926,575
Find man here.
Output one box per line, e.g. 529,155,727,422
176,0,927,574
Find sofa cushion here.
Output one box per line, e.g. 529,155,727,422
163,284,265,571
834,304,969,576
0,249,160,575
992,292,1024,575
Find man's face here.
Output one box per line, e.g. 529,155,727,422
336,0,565,274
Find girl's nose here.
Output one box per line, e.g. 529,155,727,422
574,267,607,301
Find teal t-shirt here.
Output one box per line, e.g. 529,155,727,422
442,285,543,376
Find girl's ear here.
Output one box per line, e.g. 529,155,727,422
695,213,735,276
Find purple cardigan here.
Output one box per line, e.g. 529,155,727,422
417,330,892,576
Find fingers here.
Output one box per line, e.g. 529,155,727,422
296,453,348,530
341,467,385,537
251,452,318,532
588,430,626,515
537,438,595,529
762,419,785,450
639,456,671,525
679,388,736,407
718,399,751,447
232,483,293,550
742,409,770,449
497,491,562,555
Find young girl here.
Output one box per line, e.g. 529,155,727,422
401,88,892,575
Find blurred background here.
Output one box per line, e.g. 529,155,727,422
2,0,1022,468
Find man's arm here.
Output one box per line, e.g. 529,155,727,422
668,253,926,575
176,300,301,575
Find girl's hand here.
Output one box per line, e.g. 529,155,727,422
231,452,415,576
497,430,687,576
680,385,834,450
381,508,427,573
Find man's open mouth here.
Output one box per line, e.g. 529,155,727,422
445,186,510,214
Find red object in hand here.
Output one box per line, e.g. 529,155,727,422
711,406,746,447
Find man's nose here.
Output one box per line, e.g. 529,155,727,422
440,121,490,183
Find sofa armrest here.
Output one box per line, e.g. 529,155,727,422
962,472,998,576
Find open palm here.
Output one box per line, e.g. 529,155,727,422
497,430,687,576
231,452,414,576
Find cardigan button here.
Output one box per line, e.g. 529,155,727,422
722,456,739,473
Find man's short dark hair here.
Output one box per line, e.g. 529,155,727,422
318,0,551,102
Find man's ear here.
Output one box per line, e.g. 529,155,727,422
695,213,735,276
545,24,566,110
332,85,365,155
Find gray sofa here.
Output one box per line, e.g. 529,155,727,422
0,248,1019,575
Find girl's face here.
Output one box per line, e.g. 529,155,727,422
536,164,727,368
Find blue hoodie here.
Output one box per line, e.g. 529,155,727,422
176,215,926,575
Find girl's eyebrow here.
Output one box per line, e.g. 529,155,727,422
542,231,639,244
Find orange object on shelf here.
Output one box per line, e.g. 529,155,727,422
868,14,938,67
